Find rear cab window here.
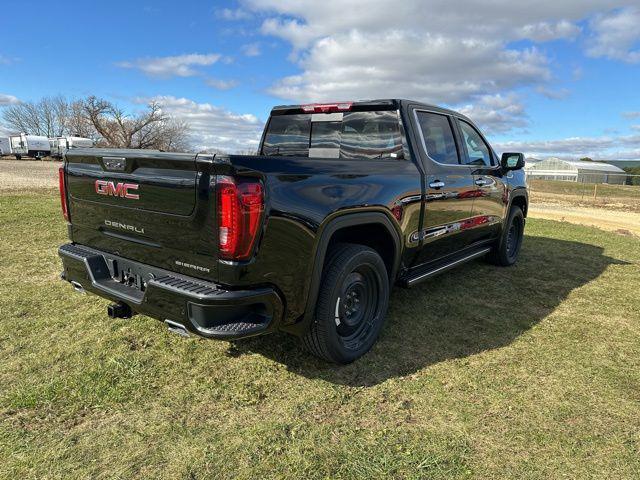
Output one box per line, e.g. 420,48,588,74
261,109,405,160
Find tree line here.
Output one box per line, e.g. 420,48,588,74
623,166,640,185
1,95,191,151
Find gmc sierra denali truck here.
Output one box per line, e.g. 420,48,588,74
58,99,528,363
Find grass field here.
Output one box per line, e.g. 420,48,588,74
1,191,640,479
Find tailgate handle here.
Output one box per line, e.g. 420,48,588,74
102,156,127,171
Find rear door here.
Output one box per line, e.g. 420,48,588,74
455,118,506,243
65,149,220,280
412,109,478,264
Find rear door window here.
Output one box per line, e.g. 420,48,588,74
415,111,460,165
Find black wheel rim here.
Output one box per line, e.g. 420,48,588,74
336,265,382,351
506,216,522,259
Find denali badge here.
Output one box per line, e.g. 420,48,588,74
95,180,139,199
104,220,145,234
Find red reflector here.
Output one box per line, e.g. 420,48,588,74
217,176,264,261
301,102,353,113
58,166,69,221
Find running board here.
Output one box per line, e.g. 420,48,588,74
402,247,491,287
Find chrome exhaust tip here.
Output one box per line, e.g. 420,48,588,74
164,320,190,338
70,280,86,294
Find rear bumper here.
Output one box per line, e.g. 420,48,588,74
58,243,283,340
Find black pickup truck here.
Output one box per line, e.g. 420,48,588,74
58,99,528,363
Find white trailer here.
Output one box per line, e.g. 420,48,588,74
0,137,11,156
10,134,51,159
49,136,95,158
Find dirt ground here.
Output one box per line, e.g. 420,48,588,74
0,158,59,191
2,158,638,236
528,203,640,237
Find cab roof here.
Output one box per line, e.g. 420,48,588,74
270,99,467,120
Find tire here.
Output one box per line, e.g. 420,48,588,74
302,243,390,364
15,155,21,160
487,206,524,266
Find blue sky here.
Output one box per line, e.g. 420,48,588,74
1,0,639,159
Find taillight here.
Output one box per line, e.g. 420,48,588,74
58,166,69,221
217,176,264,261
301,102,353,113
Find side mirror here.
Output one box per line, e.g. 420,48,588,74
501,152,525,171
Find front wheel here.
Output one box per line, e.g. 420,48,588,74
302,243,390,364
487,206,524,266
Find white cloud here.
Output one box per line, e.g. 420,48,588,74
520,20,581,42
622,111,640,120
535,86,571,100
217,8,252,20
242,0,636,134
246,0,619,47
268,31,550,104
459,94,528,134
205,78,239,90
587,7,640,63
0,93,19,105
494,132,640,160
150,96,264,153
241,43,261,57
117,53,221,78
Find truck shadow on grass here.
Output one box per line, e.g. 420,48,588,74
230,235,627,387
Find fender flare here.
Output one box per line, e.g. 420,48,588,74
508,188,528,217
282,211,402,336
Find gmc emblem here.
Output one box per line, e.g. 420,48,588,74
95,180,139,199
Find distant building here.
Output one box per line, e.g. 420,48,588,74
525,157,627,184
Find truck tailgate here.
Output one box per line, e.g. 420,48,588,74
64,148,219,280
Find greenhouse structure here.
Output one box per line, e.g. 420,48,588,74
524,158,627,184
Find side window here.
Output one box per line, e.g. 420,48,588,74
415,111,459,165
458,120,492,166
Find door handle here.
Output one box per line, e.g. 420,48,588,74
474,178,488,186
429,180,445,189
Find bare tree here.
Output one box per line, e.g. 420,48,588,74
66,100,97,138
80,96,190,151
1,94,191,151
135,118,191,151
2,101,40,134
1,96,71,136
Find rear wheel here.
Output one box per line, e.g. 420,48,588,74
15,155,21,160
302,243,389,364
487,206,524,266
